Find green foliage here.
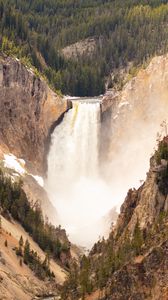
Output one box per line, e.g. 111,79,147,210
23,239,30,264
19,258,22,266
62,225,144,299
158,211,167,224
61,260,79,300
79,255,93,298
22,239,55,280
155,140,168,164
0,215,1,231
1,36,21,56
19,235,23,247
131,220,144,255
16,246,22,256
0,169,70,262
155,140,168,195
157,165,168,195
16,235,23,256
1,0,168,96
62,256,93,300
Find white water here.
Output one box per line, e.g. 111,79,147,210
45,95,168,248
45,101,116,247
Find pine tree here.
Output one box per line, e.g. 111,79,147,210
0,215,2,233
80,255,92,298
42,253,50,272
19,235,23,247
23,239,30,264
132,220,144,255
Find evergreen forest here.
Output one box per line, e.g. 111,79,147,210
0,0,168,95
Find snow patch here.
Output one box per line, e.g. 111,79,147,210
31,175,44,187
3,154,44,188
4,154,26,175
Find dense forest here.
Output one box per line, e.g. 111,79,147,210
0,0,168,95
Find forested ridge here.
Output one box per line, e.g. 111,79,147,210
0,0,168,96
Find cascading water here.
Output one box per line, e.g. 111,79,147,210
44,60,168,249
45,93,168,248
45,100,114,247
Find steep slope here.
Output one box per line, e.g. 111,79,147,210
0,216,66,300
96,139,168,300
62,138,168,300
0,166,73,300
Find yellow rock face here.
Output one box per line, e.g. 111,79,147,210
0,56,70,175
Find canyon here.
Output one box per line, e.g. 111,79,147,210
1,53,168,299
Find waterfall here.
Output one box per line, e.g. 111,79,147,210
45,100,113,247
46,101,100,189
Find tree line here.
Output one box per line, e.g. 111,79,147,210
0,0,168,95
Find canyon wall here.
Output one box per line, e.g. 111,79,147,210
101,55,168,153
104,142,168,300
0,54,72,226
0,55,71,174
100,54,168,202
83,139,168,300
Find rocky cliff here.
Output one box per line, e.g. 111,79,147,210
0,55,71,175
62,138,168,300
101,54,168,160
0,54,73,227
98,56,168,299
100,54,168,201
102,54,168,114
98,138,168,300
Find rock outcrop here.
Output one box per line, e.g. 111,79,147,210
105,240,168,300
116,155,167,240
61,37,100,60
0,55,71,174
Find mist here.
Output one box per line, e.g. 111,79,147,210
45,69,168,248
45,101,116,248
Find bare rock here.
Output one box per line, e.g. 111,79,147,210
0,55,71,174
61,37,101,60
